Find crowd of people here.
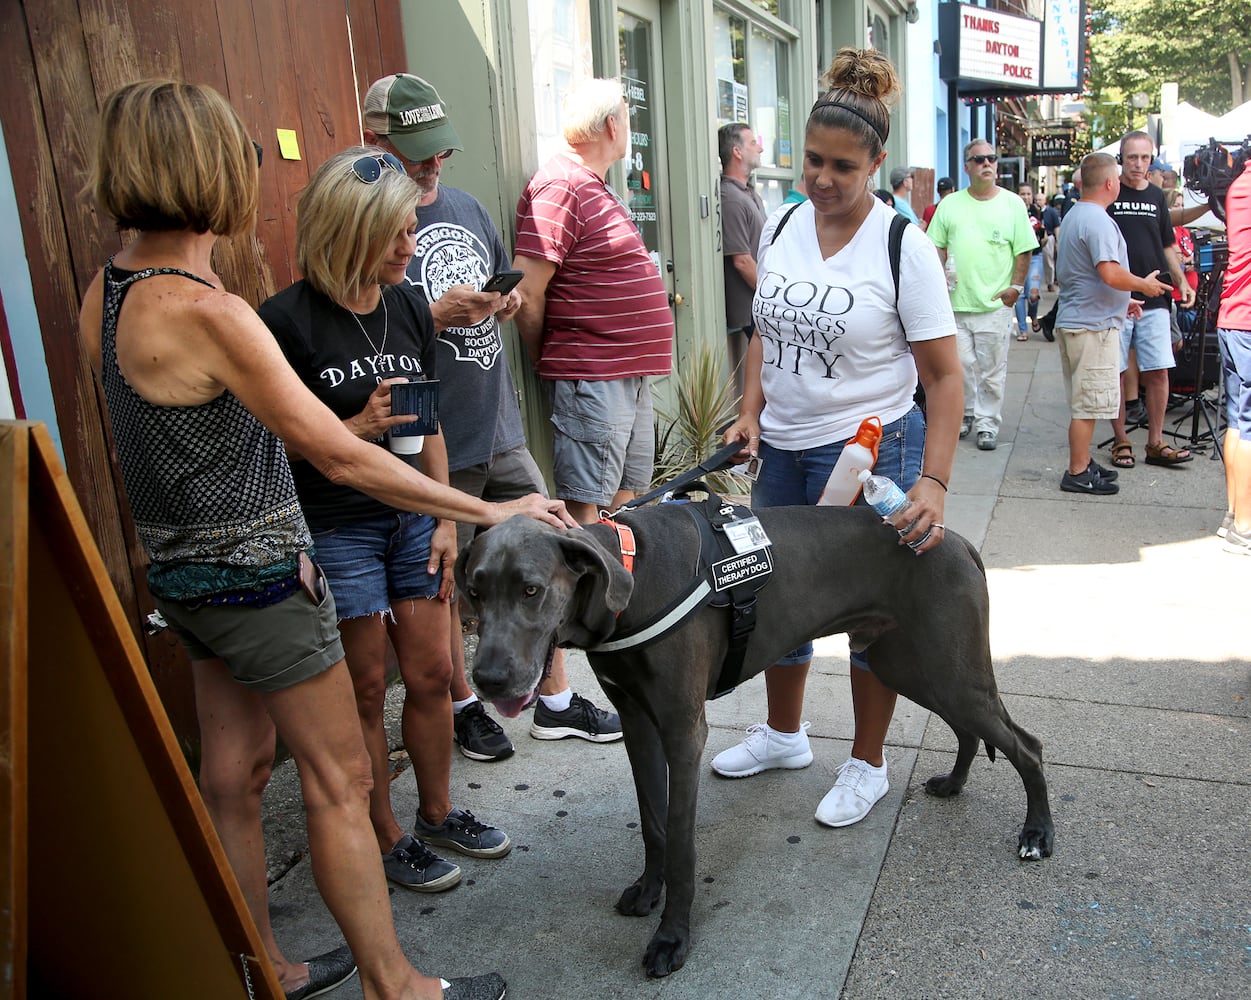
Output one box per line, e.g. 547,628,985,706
77,41,1249,1000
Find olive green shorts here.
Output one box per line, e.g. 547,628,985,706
156,582,344,693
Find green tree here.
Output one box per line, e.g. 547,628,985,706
1088,0,1251,115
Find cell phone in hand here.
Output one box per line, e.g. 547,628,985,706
481,269,523,295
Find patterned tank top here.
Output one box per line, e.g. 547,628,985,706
99,259,311,601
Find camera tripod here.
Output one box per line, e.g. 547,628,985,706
1167,262,1226,462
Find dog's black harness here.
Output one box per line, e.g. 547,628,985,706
592,444,772,698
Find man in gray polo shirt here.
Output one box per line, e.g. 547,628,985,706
718,122,766,397
1055,152,1169,495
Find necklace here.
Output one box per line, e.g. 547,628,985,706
344,290,388,364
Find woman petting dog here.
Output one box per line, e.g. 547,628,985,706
79,80,571,1000
713,48,964,828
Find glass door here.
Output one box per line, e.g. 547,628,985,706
616,0,675,303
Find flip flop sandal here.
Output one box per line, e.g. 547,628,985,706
1144,442,1193,466
1016,331,1030,341
1110,441,1135,468
1031,318,1041,332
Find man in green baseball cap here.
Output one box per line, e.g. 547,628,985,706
362,73,464,195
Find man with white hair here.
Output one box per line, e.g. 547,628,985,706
513,78,674,524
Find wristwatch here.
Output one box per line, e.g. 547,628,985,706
1010,284,1024,294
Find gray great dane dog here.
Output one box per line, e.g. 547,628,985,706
456,503,1053,978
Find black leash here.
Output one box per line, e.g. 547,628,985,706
615,440,745,512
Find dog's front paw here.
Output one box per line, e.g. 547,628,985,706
923,772,965,797
616,877,663,916
643,927,689,978
1017,821,1055,860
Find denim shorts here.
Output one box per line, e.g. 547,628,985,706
550,377,655,506
753,405,927,667
1119,307,1175,372
1219,328,1251,436
311,511,441,620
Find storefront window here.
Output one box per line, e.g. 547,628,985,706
713,3,794,211
529,0,594,165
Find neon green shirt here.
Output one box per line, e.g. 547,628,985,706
926,188,1038,313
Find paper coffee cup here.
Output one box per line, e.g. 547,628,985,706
387,431,424,455
387,379,439,455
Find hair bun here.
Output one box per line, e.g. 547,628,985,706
823,48,900,107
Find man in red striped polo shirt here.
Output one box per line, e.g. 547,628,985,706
513,78,675,524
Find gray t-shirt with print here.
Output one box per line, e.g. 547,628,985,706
402,185,526,471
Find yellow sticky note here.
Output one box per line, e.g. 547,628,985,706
276,129,301,161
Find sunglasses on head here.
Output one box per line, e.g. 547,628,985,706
350,152,406,183
968,153,998,165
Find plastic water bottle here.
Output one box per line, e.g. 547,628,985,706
857,468,912,523
944,253,958,292
817,417,882,506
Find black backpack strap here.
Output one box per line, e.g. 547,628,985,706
768,201,804,246
888,212,909,305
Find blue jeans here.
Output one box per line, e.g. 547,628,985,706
311,511,441,620
753,405,927,666
1015,253,1044,332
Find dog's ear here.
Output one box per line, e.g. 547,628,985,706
556,529,634,648
453,537,477,613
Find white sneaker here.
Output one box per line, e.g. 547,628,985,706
814,757,889,827
711,722,813,778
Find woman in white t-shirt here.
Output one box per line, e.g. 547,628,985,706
711,48,963,830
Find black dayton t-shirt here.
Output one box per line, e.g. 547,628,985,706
260,281,437,532
1107,181,1174,311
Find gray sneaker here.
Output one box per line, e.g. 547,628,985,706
415,808,512,858
442,973,506,1000
530,692,624,743
286,945,357,1000
383,834,462,892
976,431,998,451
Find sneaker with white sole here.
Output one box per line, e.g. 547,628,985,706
530,692,623,742
814,757,889,827
414,807,512,859
454,701,514,761
711,722,813,778
382,834,462,892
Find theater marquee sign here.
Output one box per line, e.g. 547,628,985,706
938,2,1084,99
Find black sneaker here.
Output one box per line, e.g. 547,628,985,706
454,701,514,762
442,973,507,1000
382,834,462,892
1087,457,1119,483
530,692,624,743
415,808,512,858
1060,464,1119,495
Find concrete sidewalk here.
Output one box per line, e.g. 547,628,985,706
266,324,1250,999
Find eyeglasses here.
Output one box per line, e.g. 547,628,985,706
350,152,405,183
967,154,998,165
251,140,263,168
376,141,455,167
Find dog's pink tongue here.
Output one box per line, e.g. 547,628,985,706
492,692,535,718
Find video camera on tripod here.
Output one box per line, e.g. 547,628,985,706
1182,135,1251,223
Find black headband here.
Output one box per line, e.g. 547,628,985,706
811,100,887,143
